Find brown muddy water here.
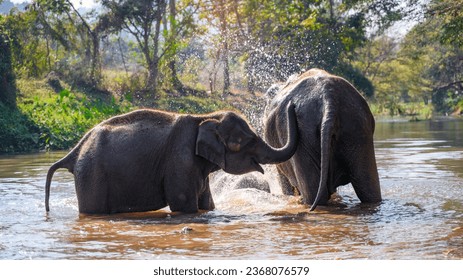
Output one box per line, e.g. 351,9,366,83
0,118,462,260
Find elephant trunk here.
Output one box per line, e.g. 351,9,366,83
258,102,298,164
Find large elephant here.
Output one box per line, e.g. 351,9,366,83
264,69,381,211
45,104,298,214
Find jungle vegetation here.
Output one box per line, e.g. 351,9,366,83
0,0,462,153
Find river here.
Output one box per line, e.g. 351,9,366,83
0,118,462,259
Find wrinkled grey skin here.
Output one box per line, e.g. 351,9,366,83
46,105,298,214
264,69,381,211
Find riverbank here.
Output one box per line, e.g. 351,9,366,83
0,78,233,154
1,77,459,154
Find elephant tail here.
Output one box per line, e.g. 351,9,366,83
45,152,77,212
310,102,336,211
45,131,90,212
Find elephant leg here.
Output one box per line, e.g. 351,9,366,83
198,178,215,211
294,161,329,205
164,175,201,213
75,160,111,214
349,146,382,203
285,148,328,206
277,171,298,195
351,171,381,203
301,173,330,205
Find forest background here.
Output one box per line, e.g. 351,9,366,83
0,0,462,153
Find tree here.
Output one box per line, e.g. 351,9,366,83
32,0,103,86
162,0,204,94
232,0,364,91
352,0,462,115
412,15,463,113
65,0,102,86
0,14,16,107
224,0,418,95
198,0,236,96
3,5,50,78
100,0,167,95
427,0,463,46
166,0,181,89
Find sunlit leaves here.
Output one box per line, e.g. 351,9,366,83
427,0,463,46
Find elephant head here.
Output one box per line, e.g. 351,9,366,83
196,102,298,175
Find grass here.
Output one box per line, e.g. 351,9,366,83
1,77,235,154
156,95,232,114
454,100,463,115
1,78,134,153
3,74,457,154
18,89,132,150
0,102,39,153
369,102,434,120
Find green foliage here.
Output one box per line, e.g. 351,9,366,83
351,11,463,116
334,62,374,98
0,14,17,107
401,12,462,114
456,99,463,114
99,0,171,93
0,75,235,154
1,0,462,155
0,102,39,153
427,0,463,46
175,54,208,90
13,78,132,152
101,69,147,101
370,102,434,120
233,0,414,92
3,4,54,78
241,0,354,84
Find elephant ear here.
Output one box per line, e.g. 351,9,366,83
196,119,226,170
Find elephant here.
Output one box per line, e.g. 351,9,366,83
263,68,381,211
45,104,298,214
234,174,271,193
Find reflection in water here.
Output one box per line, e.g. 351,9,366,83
0,118,462,259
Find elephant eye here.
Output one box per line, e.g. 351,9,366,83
241,136,254,147
227,137,243,152
228,141,241,152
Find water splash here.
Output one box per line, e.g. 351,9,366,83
209,166,296,215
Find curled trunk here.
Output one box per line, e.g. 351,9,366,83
258,102,298,164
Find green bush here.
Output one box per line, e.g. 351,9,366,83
17,87,132,151
0,102,39,153
368,101,434,120
1,75,238,154
156,95,231,114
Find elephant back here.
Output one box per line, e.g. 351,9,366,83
101,109,177,127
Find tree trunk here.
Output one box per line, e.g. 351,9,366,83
118,37,129,75
90,32,101,86
218,0,230,96
223,42,230,95
0,31,16,107
328,0,335,21
147,60,160,92
169,0,181,90
146,1,167,95
66,0,101,86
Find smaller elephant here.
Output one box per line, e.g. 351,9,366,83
45,104,298,214
264,69,382,211
235,174,270,193
234,174,271,193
